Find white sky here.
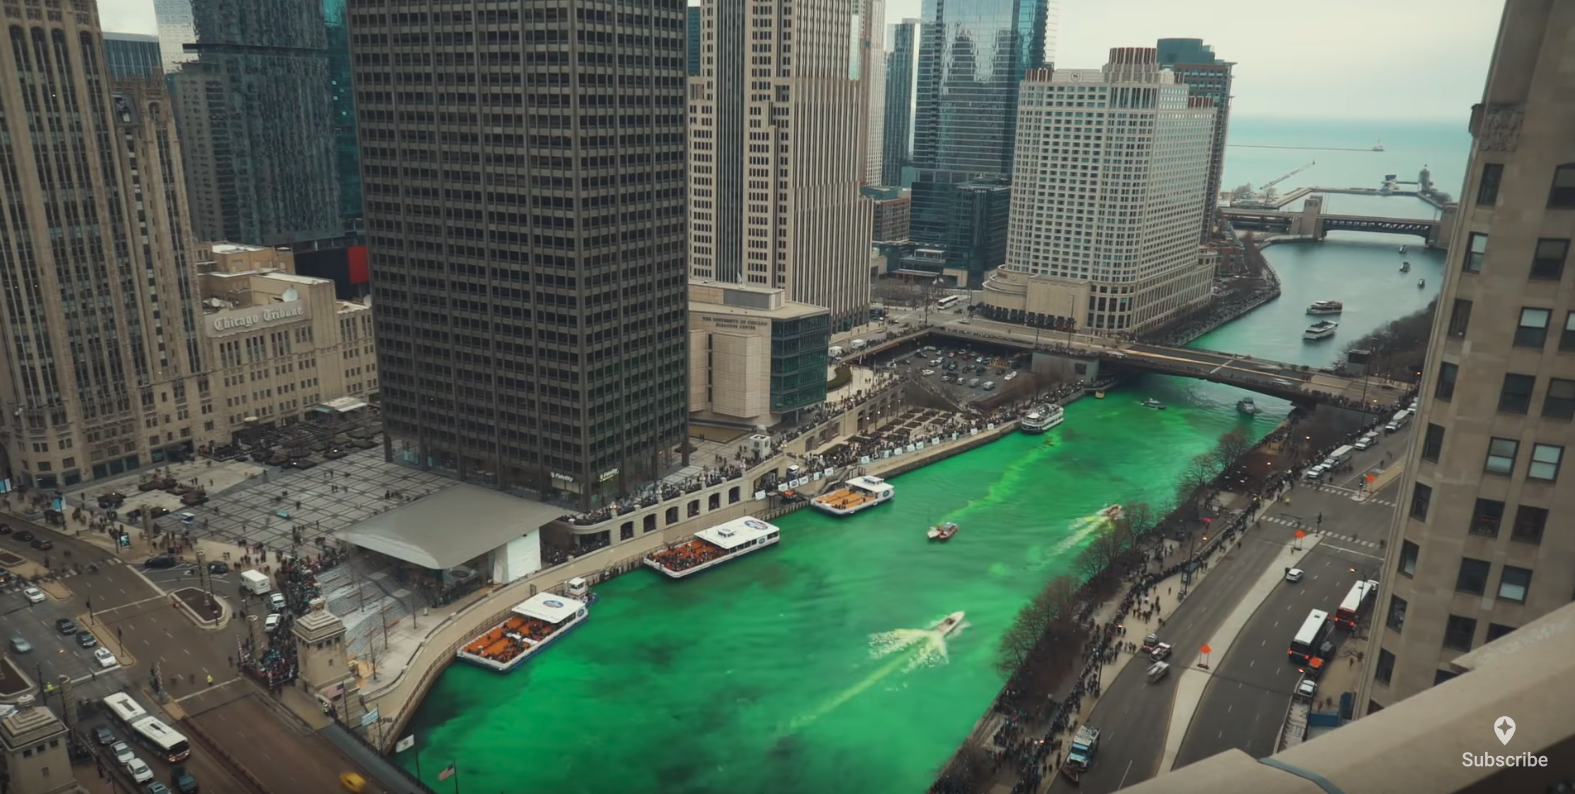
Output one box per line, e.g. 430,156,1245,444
103,0,1503,120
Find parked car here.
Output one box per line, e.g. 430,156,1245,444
55,618,79,635
8,636,31,654
1285,568,1304,583
126,757,154,783
94,647,119,668
264,613,282,632
13,530,34,542
170,764,199,793
111,742,135,765
145,782,174,794
76,630,97,648
1150,642,1173,661
1294,676,1318,702
0,523,9,534
93,726,116,746
23,587,46,604
29,538,52,551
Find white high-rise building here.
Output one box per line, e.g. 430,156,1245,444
981,48,1218,334
864,0,887,185
688,0,875,331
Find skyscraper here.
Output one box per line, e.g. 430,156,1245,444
687,5,702,77
157,0,341,246
881,19,919,188
909,0,1055,285
1157,38,1233,241
982,50,1217,333
103,32,163,82
0,9,214,488
349,0,691,508
863,0,886,186
1357,0,1575,716
323,0,362,223
688,0,875,331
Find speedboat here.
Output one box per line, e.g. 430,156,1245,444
1373,141,1385,152
1399,261,1411,272
1418,278,1425,288
1098,504,1123,522
927,522,958,542
1142,398,1166,410
1238,397,1261,416
1397,244,1406,254
933,612,966,638
1306,301,1343,316
1304,320,1339,340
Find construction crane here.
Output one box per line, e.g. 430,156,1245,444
1259,161,1316,195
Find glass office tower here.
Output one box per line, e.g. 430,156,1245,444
909,0,1054,285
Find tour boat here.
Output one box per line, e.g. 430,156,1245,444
1142,398,1166,410
927,522,959,542
1305,301,1343,316
1373,141,1385,152
456,592,589,673
1397,244,1406,254
933,612,967,638
644,517,781,580
811,475,895,517
1304,320,1339,340
1019,404,1065,434
1399,261,1411,273
1238,397,1261,416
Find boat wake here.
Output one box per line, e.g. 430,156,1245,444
1048,505,1123,557
783,617,964,733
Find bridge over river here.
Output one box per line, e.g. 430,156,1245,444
1221,192,1456,249
862,322,1409,412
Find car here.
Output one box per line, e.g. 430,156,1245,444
13,530,34,542
94,726,116,746
76,630,98,648
1285,568,1304,583
170,764,198,793
126,757,154,783
1294,677,1318,702
8,636,31,654
920,368,935,376
1302,464,1328,481
30,538,52,551
264,613,282,632
93,647,119,668
1142,633,1160,654
23,587,46,604
268,592,287,612
1150,642,1173,661
207,561,230,575
145,782,174,794
55,618,79,635
112,742,135,765
143,555,177,570
0,523,9,534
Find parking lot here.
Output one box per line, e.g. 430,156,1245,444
0,583,125,689
888,344,1034,404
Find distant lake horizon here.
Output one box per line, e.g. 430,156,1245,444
1221,116,1473,206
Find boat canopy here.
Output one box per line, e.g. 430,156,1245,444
845,475,894,495
696,517,780,550
513,592,587,624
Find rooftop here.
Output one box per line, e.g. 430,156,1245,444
512,592,587,624
334,482,564,570
210,242,268,254
695,517,780,551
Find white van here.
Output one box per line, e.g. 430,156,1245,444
1384,409,1413,434
1326,445,1355,467
1353,432,1379,451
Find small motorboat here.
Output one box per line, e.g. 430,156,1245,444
1399,261,1411,273
1397,244,1406,254
927,522,958,542
1418,278,1425,288
1142,398,1166,410
1238,397,1261,416
933,611,967,637
1098,505,1123,521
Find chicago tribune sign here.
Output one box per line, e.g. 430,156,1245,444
206,303,307,336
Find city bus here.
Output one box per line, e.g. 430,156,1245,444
1334,580,1380,630
128,716,191,763
1288,609,1332,664
936,294,961,310
102,693,148,727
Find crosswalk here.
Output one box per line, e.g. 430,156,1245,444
1258,517,1382,548
1305,482,1396,507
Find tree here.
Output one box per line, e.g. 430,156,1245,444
995,612,1043,675
1122,501,1158,540
1174,453,1214,513
1214,427,1254,467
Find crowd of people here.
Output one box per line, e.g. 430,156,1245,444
646,538,727,574
243,645,299,693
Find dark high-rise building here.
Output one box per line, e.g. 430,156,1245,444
324,0,362,222
1157,38,1233,240
0,8,216,488
103,32,163,81
348,0,691,508
156,0,341,246
881,19,919,188
687,6,701,76
910,0,1055,285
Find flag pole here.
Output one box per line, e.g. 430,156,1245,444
453,762,460,794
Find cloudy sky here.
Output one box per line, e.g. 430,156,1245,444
104,0,1502,120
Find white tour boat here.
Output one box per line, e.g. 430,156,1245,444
1304,320,1339,340
456,592,589,673
1238,397,1262,416
643,517,781,580
811,475,895,517
1020,405,1065,434
1305,301,1343,316
1400,261,1411,273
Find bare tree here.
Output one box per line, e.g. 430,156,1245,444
995,613,1043,675
1123,501,1158,540
1214,427,1254,467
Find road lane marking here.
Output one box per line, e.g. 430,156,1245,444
1117,759,1134,789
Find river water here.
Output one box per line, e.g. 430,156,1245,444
399,135,1461,794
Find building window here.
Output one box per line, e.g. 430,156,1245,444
1563,313,1575,351
1409,483,1432,520
1368,700,1385,715
1485,438,1518,475
1469,498,1505,537
1455,557,1491,595
1462,232,1488,273
1443,614,1477,652
1515,311,1555,353
1511,505,1548,544
1435,361,1458,401
1387,595,1407,633
1531,238,1569,280
1434,668,1460,686
1528,443,1563,481
1550,163,1575,208
1476,163,1503,207
1498,373,1535,413
1546,378,1575,419
1421,423,1445,461
1498,566,1532,603
1374,648,1396,686
1398,539,1419,577
1447,299,1472,337
1486,623,1517,643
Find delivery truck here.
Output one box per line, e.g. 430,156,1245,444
239,570,271,596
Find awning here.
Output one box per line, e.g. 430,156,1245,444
333,482,565,570
314,397,368,414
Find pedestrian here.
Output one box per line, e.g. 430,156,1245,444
206,673,214,686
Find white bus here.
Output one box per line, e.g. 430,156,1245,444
129,716,191,763
102,693,148,726
936,294,961,310
1334,580,1380,630
1288,609,1332,664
